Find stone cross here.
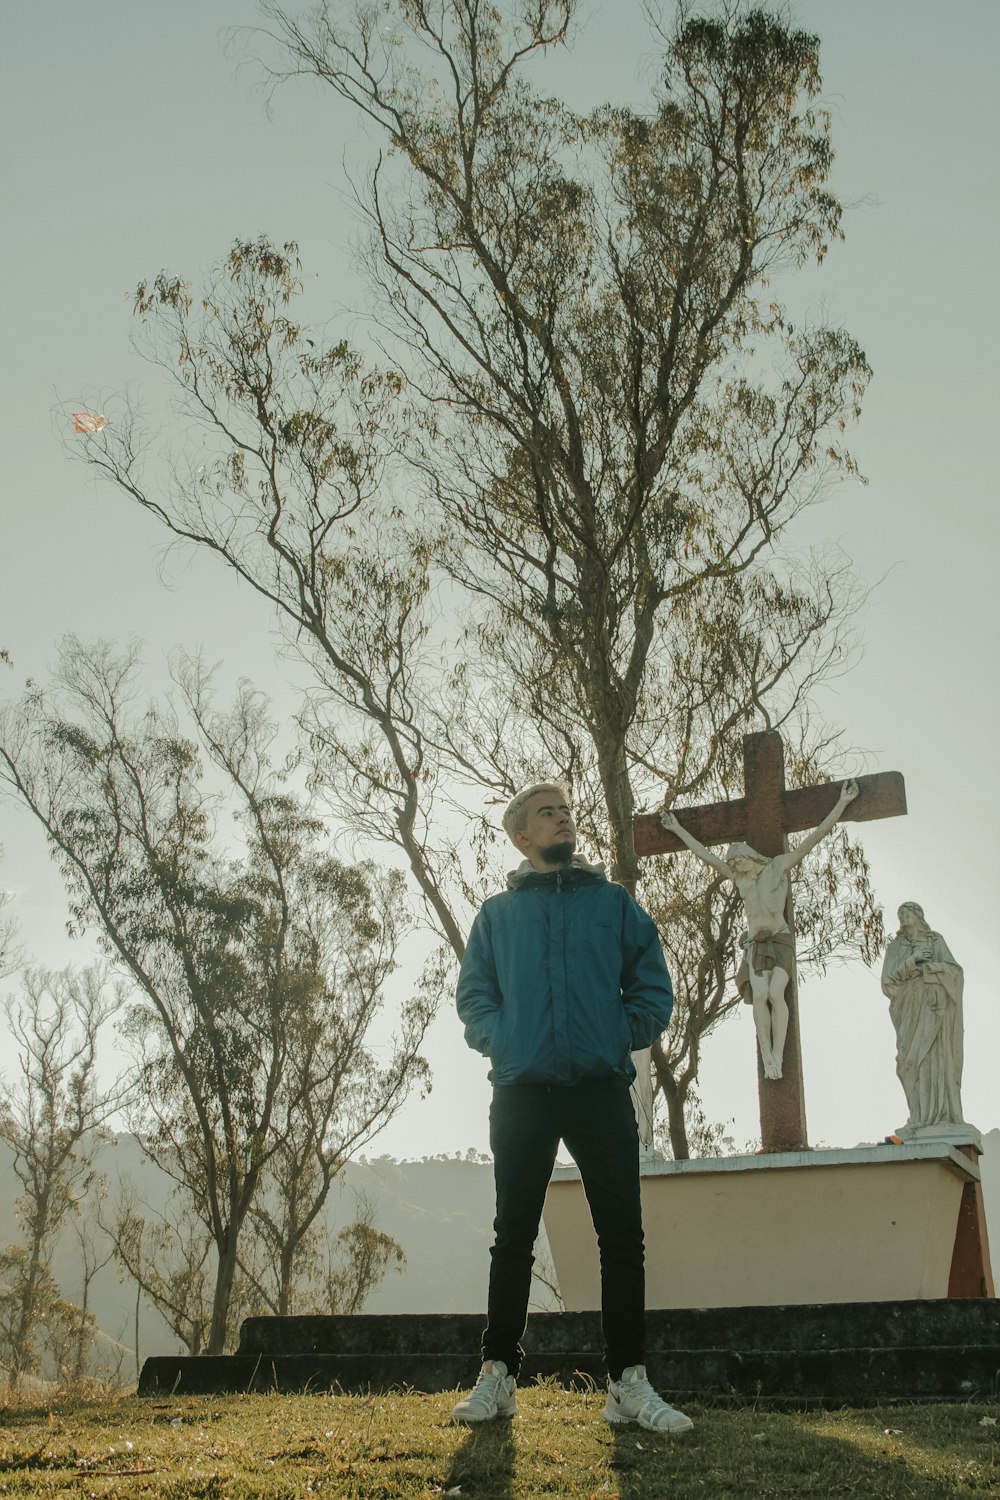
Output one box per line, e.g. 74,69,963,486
633,730,907,1153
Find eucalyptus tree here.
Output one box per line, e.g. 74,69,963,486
236,861,431,1316
320,1197,406,1316
72,241,465,959
0,639,433,1352
0,966,126,1383
107,1187,217,1357
65,1,883,1152
241,1190,406,1318
260,0,878,1137
260,0,869,854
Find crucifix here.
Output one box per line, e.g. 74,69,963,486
633,730,907,1154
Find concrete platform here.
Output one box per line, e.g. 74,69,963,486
138,1299,1000,1404
545,1141,994,1309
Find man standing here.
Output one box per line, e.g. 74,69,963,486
452,782,693,1433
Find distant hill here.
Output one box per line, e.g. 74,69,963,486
2,1130,997,1376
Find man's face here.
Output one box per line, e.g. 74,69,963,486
513,791,576,869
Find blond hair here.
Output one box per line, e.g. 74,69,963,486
502,781,571,841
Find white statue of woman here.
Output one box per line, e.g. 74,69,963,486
881,902,964,1131
660,780,859,1079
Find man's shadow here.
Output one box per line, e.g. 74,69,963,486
609,1421,689,1498
443,1417,516,1499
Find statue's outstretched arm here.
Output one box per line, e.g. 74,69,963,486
781,780,859,872
660,809,733,877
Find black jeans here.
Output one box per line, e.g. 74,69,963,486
482,1078,644,1382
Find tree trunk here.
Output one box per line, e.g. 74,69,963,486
72,1271,92,1382
594,735,639,895
652,1041,690,1160
134,1283,141,1385
206,1235,239,1356
277,1243,295,1317
10,1240,44,1383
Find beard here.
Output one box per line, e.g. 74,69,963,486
541,839,575,867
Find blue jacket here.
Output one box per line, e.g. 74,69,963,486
456,857,673,1086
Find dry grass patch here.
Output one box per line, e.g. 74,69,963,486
0,1385,997,1497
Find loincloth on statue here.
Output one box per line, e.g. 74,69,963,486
737,928,795,1004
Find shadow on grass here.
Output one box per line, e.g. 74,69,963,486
443,1417,516,1500
609,1420,692,1498
607,1407,1000,1500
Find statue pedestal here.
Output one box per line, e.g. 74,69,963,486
543,1139,994,1310
896,1122,982,1148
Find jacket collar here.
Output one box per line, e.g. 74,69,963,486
506,852,607,891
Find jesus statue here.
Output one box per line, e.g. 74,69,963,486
659,780,860,1079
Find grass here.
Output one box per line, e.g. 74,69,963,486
0,1383,998,1498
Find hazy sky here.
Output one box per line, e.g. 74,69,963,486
2,0,998,1161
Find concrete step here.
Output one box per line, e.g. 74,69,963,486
137,1301,1000,1403
237,1301,1000,1358
138,1343,1000,1402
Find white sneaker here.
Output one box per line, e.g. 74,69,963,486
452,1360,519,1423
603,1365,693,1433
